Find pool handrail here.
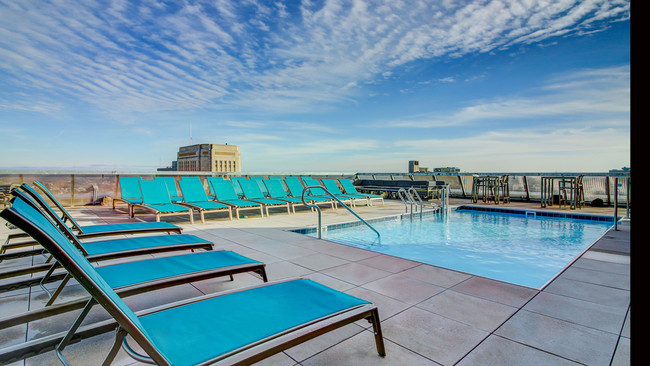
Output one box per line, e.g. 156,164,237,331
301,185,380,241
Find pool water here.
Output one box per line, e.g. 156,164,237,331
308,209,613,289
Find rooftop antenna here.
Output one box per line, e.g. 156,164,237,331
189,121,193,144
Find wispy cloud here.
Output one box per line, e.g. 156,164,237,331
0,0,630,115
382,65,630,128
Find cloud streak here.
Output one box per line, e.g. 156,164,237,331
0,0,630,115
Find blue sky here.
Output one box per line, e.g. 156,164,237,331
0,0,630,173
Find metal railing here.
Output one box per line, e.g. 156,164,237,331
301,185,380,241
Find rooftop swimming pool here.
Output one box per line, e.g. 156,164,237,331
301,208,614,289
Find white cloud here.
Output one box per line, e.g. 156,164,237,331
0,0,630,115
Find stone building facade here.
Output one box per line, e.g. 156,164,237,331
176,144,241,172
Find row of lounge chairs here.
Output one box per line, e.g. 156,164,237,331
0,184,386,364
113,175,384,223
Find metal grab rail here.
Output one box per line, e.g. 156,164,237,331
408,187,424,218
301,185,380,241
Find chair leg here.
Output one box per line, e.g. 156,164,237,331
368,308,386,357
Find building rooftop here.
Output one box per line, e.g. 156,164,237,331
0,198,630,365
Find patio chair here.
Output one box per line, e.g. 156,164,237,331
284,176,336,209
230,176,247,198
1,194,386,366
112,176,143,215
321,178,370,206
154,176,183,203
131,180,195,223
302,177,355,207
237,179,291,215
178,179,232,222
264,179,308,214
0,186,214,293
339,178,385,205
209,179,264,219
205,176,224,199
1,181,182,255
250,176,270,196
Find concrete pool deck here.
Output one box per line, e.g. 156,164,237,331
0,198,630,365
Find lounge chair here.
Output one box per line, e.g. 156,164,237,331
112,176,143,215
1,181,182,255
284,176,336,209
155,176,183,203
132,180,195,223
237,179,291,215
250,176,270,196
1,193,386,366
205,176,224,199
263,179,308,213
230,176,247,198
209,179,264,219
0,186,215,293
178,179,232,222
321,178,370,206
339,178,385,205
302,177,355,207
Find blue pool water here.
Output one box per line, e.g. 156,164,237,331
307,209,613,289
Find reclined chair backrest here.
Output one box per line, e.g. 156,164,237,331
238,180,265,200
178,179,209,203
33,181,85,232
118,176,142,201
302,177,327,196
139,180,172,205
321,179,344,195
154,176,181,201
339,179,360,194
1,192,164,363
284,177,305,197
250,176,269,196
211,179,239,201
265,180,289,199
205,176,224,197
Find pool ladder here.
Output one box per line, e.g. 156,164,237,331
302,185,380,241
398,188,424,219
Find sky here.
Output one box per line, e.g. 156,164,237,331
0,0,630,173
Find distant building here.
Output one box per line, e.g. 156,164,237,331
176,144,241,172
408,160,429,173
433,167,460,173
157,160,178,172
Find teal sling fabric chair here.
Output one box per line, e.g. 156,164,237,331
112,176,143,216
1,181,182,258
321,178,369,206
1,193,386,366
209,179,264,219
178,179,232,222
284,176,335,209
155,176,183,203
263,179,307,214
0,185,214,293
237,179,290,215
132,180,195,223
302,177,354,208
339,178,385,205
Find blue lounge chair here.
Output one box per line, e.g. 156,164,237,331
237,179,291,215
132,180,195,223
112,176,143,215
209,179,264,219
0,185,214,292
339,178,384,205
250,176,269,196
1,193,386,366
178,179,232,222
230,176,247,198
263,179,308,214
284,176,336,209
321,178,370,206
302,177,355,207
205,176,224,199
1,181,182,255
155,176,183,203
